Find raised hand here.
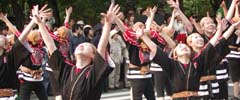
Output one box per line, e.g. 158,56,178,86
31,5,42,24
101,3,120,24
167,0,179,10
220,0,226,8
39,4,53,19
65,6,72,15
189,16,196,24
150,6,157,16
216,17,223,31
0,12,7,21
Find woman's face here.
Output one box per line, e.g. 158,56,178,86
202,18,216,36
74,43,96,58
175,43,191,57
188,33,204,48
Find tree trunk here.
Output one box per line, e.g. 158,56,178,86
48,0,61,27
210,0,222,17
11,0,25,31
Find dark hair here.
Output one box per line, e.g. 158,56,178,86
84,27,91,37
72,24,81,33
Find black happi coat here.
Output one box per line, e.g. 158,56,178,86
0,39,29,89
49,50,113,100
152,43,216,95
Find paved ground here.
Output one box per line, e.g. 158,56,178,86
31,82,236,100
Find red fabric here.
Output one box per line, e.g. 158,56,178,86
75,68,81,74
15,31,21,37
176,34,187,43
123,28,140,47
65,22,70,29
183,64,188,69
151,31,166,45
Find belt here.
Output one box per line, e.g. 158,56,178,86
200,75,216,82
229,45,238,49
129,63,149,75
19,66,43,79
172,91,198,99
0,89,14,97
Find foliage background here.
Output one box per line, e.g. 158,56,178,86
0,0,232,30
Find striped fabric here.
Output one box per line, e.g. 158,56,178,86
127,68,152,79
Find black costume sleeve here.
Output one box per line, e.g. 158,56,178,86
90,52,111,86
194,43,216,73
49,50,72,86
214,38,230,64
7,39,30,71
152,46,175,75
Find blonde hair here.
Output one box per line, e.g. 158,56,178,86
27,30,41,45
200,17,212,28
186,33,199,46
57,26,69,39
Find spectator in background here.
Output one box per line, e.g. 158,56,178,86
69,24,85,62
109,28,127,90
83,25,94,42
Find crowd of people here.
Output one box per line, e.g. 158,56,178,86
0,0,240,100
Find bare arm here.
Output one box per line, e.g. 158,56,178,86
98,4,120,59
18,20,35,44
32,5,57,55
167,0,193,33
167,10,175,29
145,6,157,31
190,16,204,34
225,0,237,21
137,29,157,58
64,6,72,25
209,18,223,47
223,21,240,40
115,17,127,33
0,13,18,34
159,31,176,49
220,1,228,17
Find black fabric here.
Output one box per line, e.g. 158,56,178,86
126,43,150,66
152,44,216,94
215,81,228,99
228,60,240,82
0,39,30,89
152,71,172,97
130,78,156,100
19,81,48,100
48,50,113,100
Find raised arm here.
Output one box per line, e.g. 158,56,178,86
136,28,158,57
115,13,127,32
145,6,157,31
225,0,238,21
0,12,19,35
64,6,72,28
32,5,57,55
220,1,228,18
167,10,175,29
167,0,193,33
222,20,240,40
209,18,224,46
159,27,176,49
190,16,204,34
98,4,120,59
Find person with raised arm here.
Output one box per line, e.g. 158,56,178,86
32,3,119,100
187,17,235,99
134,16,240,99
226,1,240,99
167,0,193,43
